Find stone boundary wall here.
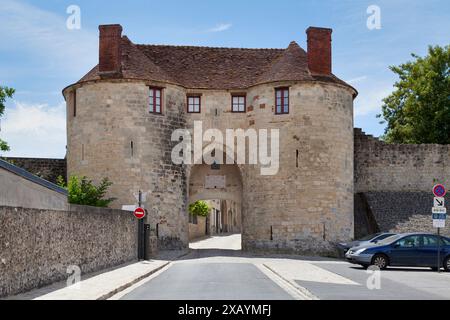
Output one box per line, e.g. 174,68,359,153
364,191,450,236
354,128,450,193
2,157,67,185
0,204,137,297
188,216,207,241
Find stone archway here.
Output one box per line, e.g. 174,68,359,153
187,163,244,246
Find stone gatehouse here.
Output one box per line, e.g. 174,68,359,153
60,24,450,255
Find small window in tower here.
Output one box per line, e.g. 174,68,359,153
131,141,134,157
231,94,246,113
149,87,162,114
187,95,201,113
275,88,289,114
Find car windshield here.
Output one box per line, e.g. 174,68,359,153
375,234,402,245
358,233,381,241
442,237,450,246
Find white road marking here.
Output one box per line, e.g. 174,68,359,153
255,263,315,300
264,261,360,286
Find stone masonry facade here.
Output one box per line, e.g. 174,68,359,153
62,24,357,255
0,204,137,297
60,24,449,255
3,157,66,185
354,129,450,237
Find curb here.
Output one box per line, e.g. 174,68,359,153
98,250,190,300
97,261,171,300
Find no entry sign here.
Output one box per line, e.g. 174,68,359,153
433,184,446,197
134,207,145,219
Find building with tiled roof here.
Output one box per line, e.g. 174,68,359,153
63,24,357,255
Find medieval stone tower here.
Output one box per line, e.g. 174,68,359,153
63,24,357,254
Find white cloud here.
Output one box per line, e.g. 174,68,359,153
345,76,367,85
354,86,393,117
0,0,97,76
207,23,232,33
0,101,66,158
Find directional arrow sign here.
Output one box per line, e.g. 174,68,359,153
434,197,445,208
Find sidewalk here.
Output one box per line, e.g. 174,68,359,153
5,250,189,300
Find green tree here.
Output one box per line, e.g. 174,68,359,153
188,200,210,217
378,45,450,144
58,175,116,207
0,86,15,151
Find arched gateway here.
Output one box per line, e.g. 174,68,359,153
63,24,357,255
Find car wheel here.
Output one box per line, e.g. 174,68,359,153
444,256,450,272
371,254,389,270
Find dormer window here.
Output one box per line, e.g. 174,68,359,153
231,94,246,113
149,87,162,114
187,95,201,113
275,88,289,114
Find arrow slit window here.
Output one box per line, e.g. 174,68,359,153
275,88,289,114
149,88,162,114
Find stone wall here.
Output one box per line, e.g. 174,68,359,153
188,216,207,241
0,204,138,297
3,157,66,185
354,129,450,239
354,128,450,193
363,192,450,236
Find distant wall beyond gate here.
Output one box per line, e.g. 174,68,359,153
0,204,138,297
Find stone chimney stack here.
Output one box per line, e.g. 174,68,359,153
98,24,123,77
306,27,332,75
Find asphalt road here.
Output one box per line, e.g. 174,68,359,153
118,234,450,300
120,262,293,300
305,262,450,300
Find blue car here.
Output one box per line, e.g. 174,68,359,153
345,233,450,271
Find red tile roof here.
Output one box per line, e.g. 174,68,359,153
77,36,355,93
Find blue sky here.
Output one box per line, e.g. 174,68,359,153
0,0,449,158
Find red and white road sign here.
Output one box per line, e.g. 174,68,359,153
134,207,145,219
433,184,446,197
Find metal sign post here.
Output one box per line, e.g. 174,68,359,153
432,184,447,273
438,227,441,274
138,190,144,260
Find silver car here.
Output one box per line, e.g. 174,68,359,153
337,232,396,255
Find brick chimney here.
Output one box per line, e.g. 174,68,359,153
98,24,123,77
306,27,332,75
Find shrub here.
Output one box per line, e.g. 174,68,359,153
59,175,116,207
188,200,210,217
